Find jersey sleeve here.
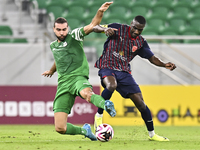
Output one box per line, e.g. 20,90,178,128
70,27,87,41
137,39,154,59
108,23,121,29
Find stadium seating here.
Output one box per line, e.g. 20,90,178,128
142,26,159,35
104,6,128,24
127,6,149,22
159,28,181,43
0,38,28,43
28,0,200,37
148,6,169,21
147,19,165,29
171,0,194,9
168,18,187,34
66,18,83,30
168,6,191,20
131,0,153,9
159,26,179,35
66,0,92,9
62,6,87,21
46,5,65,19
0,25,28,43
0,25,13,35
189,19,200,34
33,0,48,9
152,0,174,8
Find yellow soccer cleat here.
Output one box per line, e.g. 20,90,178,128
94,114,103,132
149,134,169,141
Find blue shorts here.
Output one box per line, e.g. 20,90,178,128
98,68,141,98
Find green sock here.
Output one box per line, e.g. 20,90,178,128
65,123,86,135
90,94,105,109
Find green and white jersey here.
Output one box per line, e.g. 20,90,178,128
50,27,89,80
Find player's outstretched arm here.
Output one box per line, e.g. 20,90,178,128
93,25,118,36
148,55,176,71
84,2,113,34
41,61,56,78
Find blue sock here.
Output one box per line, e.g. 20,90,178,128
97,88,113,114
141,106,154,131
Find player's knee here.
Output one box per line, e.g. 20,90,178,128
55,126,66,134
106,83,117,92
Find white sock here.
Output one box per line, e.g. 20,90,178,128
149,130,155,138
95,112,103,117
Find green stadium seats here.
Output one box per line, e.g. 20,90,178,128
130,6,149,17
159,28,181,43
189,19,200,34
180,27,200,43
127,7,149,21
0,38,28,43
46,5,64,19
142,26,159,35
109,0,133,8
66,18,82,30
0,25,13,35
150,0,174,9
181,26,197,35
169,6,191,20
35,0,48,9
106,6,128,22
89,0,107,7
45,0,69,9
131,0,152,9
159,26,179,35
168,18,186,29
193,7,200,14
191,1,200,9
62,6,87,21
89,6,100,14
33,0,200,37
147,6,169,21
147,19,165,33
66,0,92,9
171,0,193,9
110,6,127,15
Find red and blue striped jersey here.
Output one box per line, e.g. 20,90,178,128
94,23,154,73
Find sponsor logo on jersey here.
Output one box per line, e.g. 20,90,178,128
132,46,138,52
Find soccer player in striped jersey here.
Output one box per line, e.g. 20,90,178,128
93,15,176,141
41,2,116,141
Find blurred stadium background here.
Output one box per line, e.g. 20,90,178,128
0,0,200,126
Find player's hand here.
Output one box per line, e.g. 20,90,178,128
165,62,176,71
104,27,118,36
41,70,54,78
99,1,113,12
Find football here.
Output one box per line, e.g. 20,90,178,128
95,123,114,142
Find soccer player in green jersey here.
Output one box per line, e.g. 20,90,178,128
42,2,116,141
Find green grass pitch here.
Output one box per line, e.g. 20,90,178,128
0,125,200,150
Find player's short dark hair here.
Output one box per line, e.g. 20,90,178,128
54,17,68,27
134,15,146,24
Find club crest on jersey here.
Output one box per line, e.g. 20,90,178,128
132,46,138,52
63,42,67,47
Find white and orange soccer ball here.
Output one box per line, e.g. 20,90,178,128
95,123,114,142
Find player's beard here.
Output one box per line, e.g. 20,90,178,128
131,32,139,38
55,34,67,42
